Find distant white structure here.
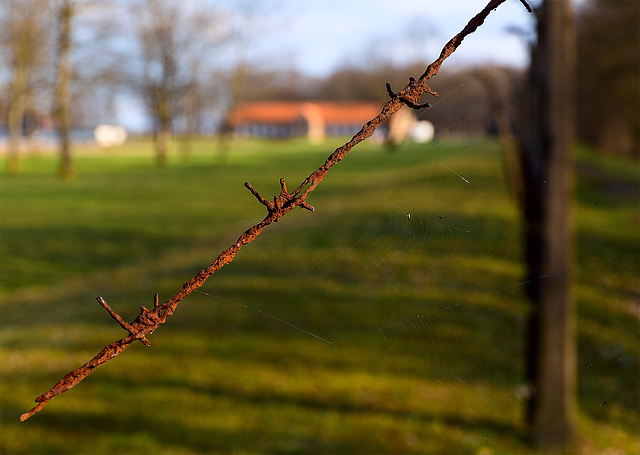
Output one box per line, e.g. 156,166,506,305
94,125,127,148
411,121,435,143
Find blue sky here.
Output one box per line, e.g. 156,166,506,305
257,0,541,75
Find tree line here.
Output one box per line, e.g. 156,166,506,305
1,0,637,177
1,0,272,174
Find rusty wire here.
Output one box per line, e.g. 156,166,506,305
20,0,531,422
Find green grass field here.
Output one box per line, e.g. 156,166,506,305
1,138,638,454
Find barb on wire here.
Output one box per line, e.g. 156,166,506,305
386,78,433,110
20,0,531,422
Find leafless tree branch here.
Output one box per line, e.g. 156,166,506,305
20,0,531,422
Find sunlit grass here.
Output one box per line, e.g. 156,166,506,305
1,138,637,453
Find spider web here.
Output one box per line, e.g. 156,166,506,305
190,82,533,451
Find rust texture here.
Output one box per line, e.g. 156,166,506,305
20,0,530,422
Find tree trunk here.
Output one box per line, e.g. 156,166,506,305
217,62,248,167
522,0,577,451
4,0,49,174
6,65,28,174
155,120,171,167
54,0,74,179
152,87,172,167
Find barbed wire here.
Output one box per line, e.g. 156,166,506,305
20,0,531,422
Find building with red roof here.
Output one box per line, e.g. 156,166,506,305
228,100,385,143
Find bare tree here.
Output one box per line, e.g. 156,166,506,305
67,3,130,129
131,0,225,166
138,0,179,166
216,0,286,164
2,0,122,176
1,0,52,174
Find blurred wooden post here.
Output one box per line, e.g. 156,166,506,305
521,0,577,450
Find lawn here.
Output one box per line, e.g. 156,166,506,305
1,137,638,454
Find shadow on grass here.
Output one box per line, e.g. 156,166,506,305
6,368,528,454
